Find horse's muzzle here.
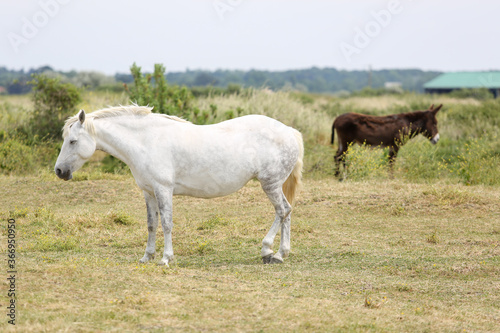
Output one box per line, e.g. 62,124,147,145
430,133,440,145
55,166,72,180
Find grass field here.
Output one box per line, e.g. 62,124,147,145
1,91,499,331
1,174,499,332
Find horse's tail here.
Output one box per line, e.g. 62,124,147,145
283,129,304,206
331,120,335,145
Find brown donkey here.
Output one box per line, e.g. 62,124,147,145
331,104,442,177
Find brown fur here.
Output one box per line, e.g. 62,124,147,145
331,104,442,177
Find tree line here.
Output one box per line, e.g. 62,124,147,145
0,65,441,95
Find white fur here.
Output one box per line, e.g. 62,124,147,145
55,106,303,266
431,133,440,144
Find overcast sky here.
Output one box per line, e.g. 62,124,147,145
1,0,499,74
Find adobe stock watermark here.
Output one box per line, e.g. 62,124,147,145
213,0,243,21
7,0,73,53
7,219,17,325
339,0,412,63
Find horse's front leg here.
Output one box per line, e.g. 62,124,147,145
155,187,174,266
139,191,159,263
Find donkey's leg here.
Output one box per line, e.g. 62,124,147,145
139,191,159,263
335,140,349,179
388,146,399,178
155,187,174,266
260,185,292,264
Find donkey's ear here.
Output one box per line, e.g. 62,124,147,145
432,104,443,114
78,110,85,124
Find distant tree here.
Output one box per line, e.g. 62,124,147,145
70,71,116,89
115,73,134,84
194,72,218,86
6,79,31,94
244,70,267,87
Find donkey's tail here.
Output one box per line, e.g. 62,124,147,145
283,129,304,206
331,121,335,145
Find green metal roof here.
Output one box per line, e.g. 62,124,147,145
424,72,500,89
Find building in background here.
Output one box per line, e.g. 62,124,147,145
424,72,500,98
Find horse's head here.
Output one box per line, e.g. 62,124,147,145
54,110,96,180
423,104,442,144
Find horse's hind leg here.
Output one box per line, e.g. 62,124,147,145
140,191,159,263
260,184,292,264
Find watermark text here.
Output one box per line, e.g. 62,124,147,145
7,218,17,325
7,0,72,53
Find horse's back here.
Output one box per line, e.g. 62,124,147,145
168,114,301,198
213,114,285,131
205,114,298,148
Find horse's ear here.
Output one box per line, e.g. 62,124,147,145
432,104,443,114
428,104,435,111
78,110,85,124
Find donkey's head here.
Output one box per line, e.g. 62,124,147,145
422,104,442,144
54,110,96,180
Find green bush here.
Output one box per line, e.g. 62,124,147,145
448,88,493,101
125,63,194,118
0,133,59,175
100,155,129,174
125,62,241,125
396,137,442,182
439,136,500,186
0,134,35,173
28,74,81,139
342,143,388,181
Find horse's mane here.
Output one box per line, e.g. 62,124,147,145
63,105,190,137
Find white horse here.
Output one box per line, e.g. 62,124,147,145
55,105,303,266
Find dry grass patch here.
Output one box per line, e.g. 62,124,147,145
1,175,499,332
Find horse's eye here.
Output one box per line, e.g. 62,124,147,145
70,140,77,145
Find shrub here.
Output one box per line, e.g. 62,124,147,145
0,133,59,175
100,155,129,174
125,63,194,118
440,136,500,186
448,88,493,101
28,74,81,139
0,134,35,173
396,137,442,182
342,143,388,181
125,62,241,125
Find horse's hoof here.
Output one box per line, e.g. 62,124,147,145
262,254,273,264
139,253,154,263
270,254,283,264
157,258,170,267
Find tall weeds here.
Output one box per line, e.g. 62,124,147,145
1,90,499,185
